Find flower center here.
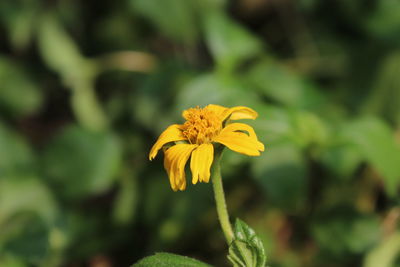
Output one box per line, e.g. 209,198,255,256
181,106,222,144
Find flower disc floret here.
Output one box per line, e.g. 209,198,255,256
182,107,222,144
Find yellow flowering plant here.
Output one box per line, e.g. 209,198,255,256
149,104,264,191
146,104,267,267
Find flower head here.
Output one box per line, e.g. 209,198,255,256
149,104,264,191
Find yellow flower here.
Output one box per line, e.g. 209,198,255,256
149,104,264,191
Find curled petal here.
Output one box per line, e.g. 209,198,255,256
214,123,264,156
221,123,264,151
164,144,197,191
223,106,258,121
149,124,186,160
206,104,258,121
190,144,214,184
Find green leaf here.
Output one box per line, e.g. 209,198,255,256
342,117,400,196
0,253,27,267
364,232,400,267
289,110,329,149
228,219,267,267
0,56,43,117
37,14,91,81
312,210,381,256
0,177,57,227
132,252,212,267
112,173,138,225
0,121,35,177
37,14,108,131
250,105,293,145
42,125,122,200
203,11,262,72
245,60,324,109
252,143,308,211
362,51,400,127
0,177,57,265
70,85,109,132
131,0,199,43
365,0,400,43
0,0,40,51
130,62,182,132
320,143,363,180
1,214,50,264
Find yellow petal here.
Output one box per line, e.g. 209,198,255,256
163,145,181,191
224,106,258,121
204,104,258,122
214,124,264,156
222,123,264,151
205,104,228,118
164,144,196,191
149,124,186,160
190,143,214,184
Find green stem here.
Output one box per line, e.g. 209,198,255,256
211,152,234,245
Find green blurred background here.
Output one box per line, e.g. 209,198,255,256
1,0,400,266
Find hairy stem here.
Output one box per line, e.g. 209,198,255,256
211,152,234,244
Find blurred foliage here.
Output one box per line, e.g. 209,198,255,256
0,0,399,266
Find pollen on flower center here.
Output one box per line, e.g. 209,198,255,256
181,106,222,144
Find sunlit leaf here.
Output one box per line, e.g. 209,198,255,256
289,110,330,149
0,177,57,226
203,11,262,71
37,14,90,80
37,13,107,131
0,253,27,267
364,232,400,267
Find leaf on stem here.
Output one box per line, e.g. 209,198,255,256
228,219,267,267
132,252,211,267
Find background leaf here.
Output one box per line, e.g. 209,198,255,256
0,1,399,266
0,57,43,117
252,143,308,211
131,0,199,44
342,117,400,196
203,11,262,72
364,232,400,267
42,125,122,199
